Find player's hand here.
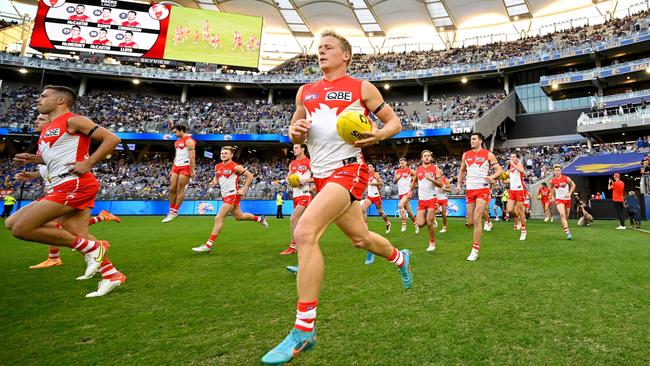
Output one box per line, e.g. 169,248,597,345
237,188,247,196
354,122,381,148
299,178,309,185
190,169,196,179
455,184,462,194
289,119,311,141
209,179,217,188
485,176,496,185
13,153,37,165
14,171,38,182
66,160,92,175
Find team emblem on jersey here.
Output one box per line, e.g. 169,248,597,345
559,182,567,187
475,157,486,163
305,93,319,101
223,169,232,174
178,143,185,149
44,128,61,138
325,91,352,102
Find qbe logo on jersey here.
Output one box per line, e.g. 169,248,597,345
325,91,352,102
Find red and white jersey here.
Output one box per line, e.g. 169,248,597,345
539,186,551,200
66,36,86,43
289,157,311,198
92,39,111,45
416,165,438,200
463,148,491,190
173,135,194,167
215,161,240,197
38,165,54,193
69,14,90,21
122,21,140,27
301,76,367,178
436,176,449,200
395,167,412,195
119,41,137,48
551,175,571,201
97,18,115,24
37,112,92,187
508,164,525,191
367,172,381,198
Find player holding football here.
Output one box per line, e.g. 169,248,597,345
506,153,527,240
538,182,552,222
280,143,313,255
411,150,443,252
192,146,268,253
261,30,412,365
550,164,575,239
162,124,195,223
7,85,122,295
436,175,452,233
456,133,503,261
394,157,418,233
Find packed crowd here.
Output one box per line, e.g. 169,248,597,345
5,141,647,201
270,9,650,75
0,86,504,133
0,19,19,31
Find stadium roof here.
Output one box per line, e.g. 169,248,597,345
177,0,601,35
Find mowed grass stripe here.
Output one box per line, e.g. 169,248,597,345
1,217,648,365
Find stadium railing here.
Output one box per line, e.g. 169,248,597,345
2,28,650,84
577,106,650,132
540,56,650,88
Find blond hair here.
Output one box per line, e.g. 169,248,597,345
221,146,236,154
320,30,352,66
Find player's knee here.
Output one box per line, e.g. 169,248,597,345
349,234,371,249
472,216,482,226
294,224,317,247
10,220,30,239
4,216,14,230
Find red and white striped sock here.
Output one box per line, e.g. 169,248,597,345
289,241,296,249
205,234,217,248
99,259,120,280
564,226,570,235
294,300,317,332
49,247,60,260
472,242,480,252
401,216,406,225
429,240,436,247
253,215,262,222
72,236,99,254
521,225,527,233
89,215,105,225
387,248,405,268
485,215,491,224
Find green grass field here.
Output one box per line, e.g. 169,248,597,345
1,216,649,365
163,7,262,68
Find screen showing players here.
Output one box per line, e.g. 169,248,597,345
163,7,263,68
29,0,263,68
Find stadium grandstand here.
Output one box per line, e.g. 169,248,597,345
1,0,650,365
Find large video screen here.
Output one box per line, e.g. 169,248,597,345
29,0,263,68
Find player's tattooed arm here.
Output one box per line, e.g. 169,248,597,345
187,138,196,178
66,115,120,175
13,153,44,165
356,81,401,148
235,165,254,196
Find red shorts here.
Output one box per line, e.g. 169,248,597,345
398,192,412,201
418,198,438,211
171,165,191,176
222,194,241,207
524,203,530,209
555,199,572,208
437,198,448,207
366,195,382,207
466,188,491,204
313,163,368,201
508,190,525,203
541,199,550,207
293,195,311,208
41,174,99,210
